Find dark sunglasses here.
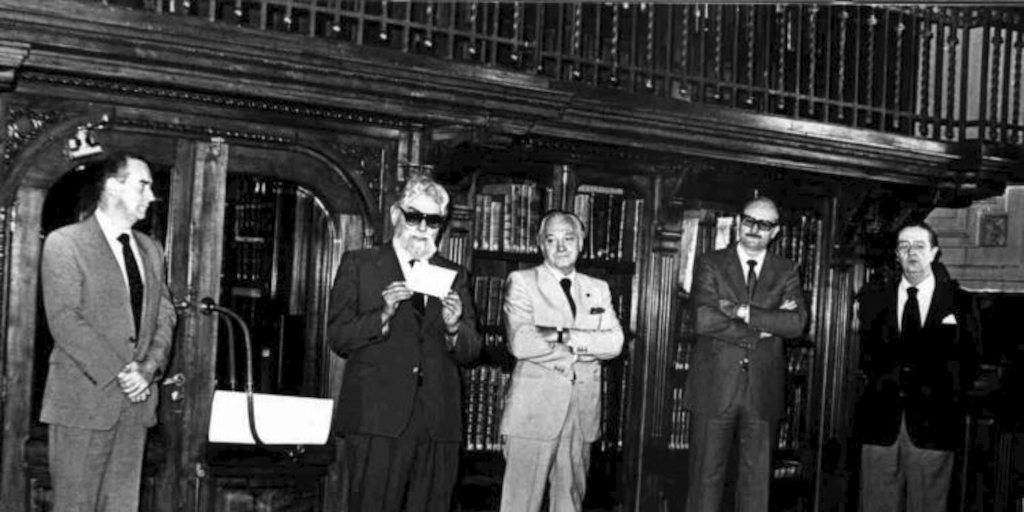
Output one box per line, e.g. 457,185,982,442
740,213,778,232
401,208,446,229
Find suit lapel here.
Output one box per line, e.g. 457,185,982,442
83,218,132,321
724,247,748,299
885,283,900,341
82,217,135,359
924,282,953,329
536,266,575,326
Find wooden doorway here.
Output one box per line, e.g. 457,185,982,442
1,126,373,512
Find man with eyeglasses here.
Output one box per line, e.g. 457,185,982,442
327,175,481,512
855,221,981,512
683,196,808,512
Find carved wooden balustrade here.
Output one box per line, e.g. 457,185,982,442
95,1,1024,146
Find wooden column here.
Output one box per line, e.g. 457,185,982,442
1,187,45,512
154,138,228,512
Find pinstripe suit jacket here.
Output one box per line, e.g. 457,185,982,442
40,215,177,430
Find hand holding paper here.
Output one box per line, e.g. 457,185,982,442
406,262,457,298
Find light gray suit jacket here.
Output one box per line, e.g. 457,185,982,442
500,265,624,442
41,215,177,430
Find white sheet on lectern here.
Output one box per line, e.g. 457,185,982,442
208,390,334,445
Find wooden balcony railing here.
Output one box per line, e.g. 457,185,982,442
101,1,1024,145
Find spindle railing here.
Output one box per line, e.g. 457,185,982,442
100,1,1024,145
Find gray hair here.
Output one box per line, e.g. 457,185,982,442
397,175,450,214
536,210,586,243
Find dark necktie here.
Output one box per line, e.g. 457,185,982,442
560,278,577,318
117,233,144,336
902,287,920,338
746,259,758,302
409,260,425,316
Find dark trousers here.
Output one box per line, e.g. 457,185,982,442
686,374,776,512
48,421,147,512
342,395,460,512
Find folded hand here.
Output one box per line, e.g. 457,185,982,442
117,361,152,403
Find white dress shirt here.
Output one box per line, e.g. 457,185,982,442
897,273,935,331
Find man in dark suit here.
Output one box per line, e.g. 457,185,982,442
40,153,177,512
855,222,981,512
498,210,624,512
683,196,808,512
327,175,481,512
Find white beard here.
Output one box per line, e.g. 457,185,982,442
402,234,437,261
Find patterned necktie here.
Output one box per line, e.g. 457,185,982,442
409,260,425,316
902,287,920,338
117,233,144,336
746,259,758,302
560,278,577,318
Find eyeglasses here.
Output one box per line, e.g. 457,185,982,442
896,242,930,255
400,208,446,229
740,214,778,232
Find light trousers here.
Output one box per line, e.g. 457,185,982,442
860,416,955,512
48,421,147,512
500,397,591,512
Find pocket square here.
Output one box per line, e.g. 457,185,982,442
589,307,605,314
941,314,957,325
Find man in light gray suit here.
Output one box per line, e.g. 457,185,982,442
41,153,177,512
499,210,624,512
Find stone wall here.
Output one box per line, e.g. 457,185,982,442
927,186,1024,292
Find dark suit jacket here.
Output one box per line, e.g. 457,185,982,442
326,244,481,441
40,215,177,430
855,268,981,451
682,245,808,421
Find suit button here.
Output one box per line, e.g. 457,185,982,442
898,391,906,399
740,357,750,371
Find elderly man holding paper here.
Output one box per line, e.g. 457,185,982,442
327,175,481,512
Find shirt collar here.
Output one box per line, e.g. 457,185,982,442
94,208,130,245
735,244,767,272
543,263,576,282
899,272,936,296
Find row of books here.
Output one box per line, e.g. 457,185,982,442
472,181,550,254
472,275,507,328
470,182,645,264
572,185,645,263
462,365,511,452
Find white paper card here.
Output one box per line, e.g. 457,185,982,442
406,262,457,298
208,390,334,445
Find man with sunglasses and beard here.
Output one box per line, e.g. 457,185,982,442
327,175,481,512
682,196,808,512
